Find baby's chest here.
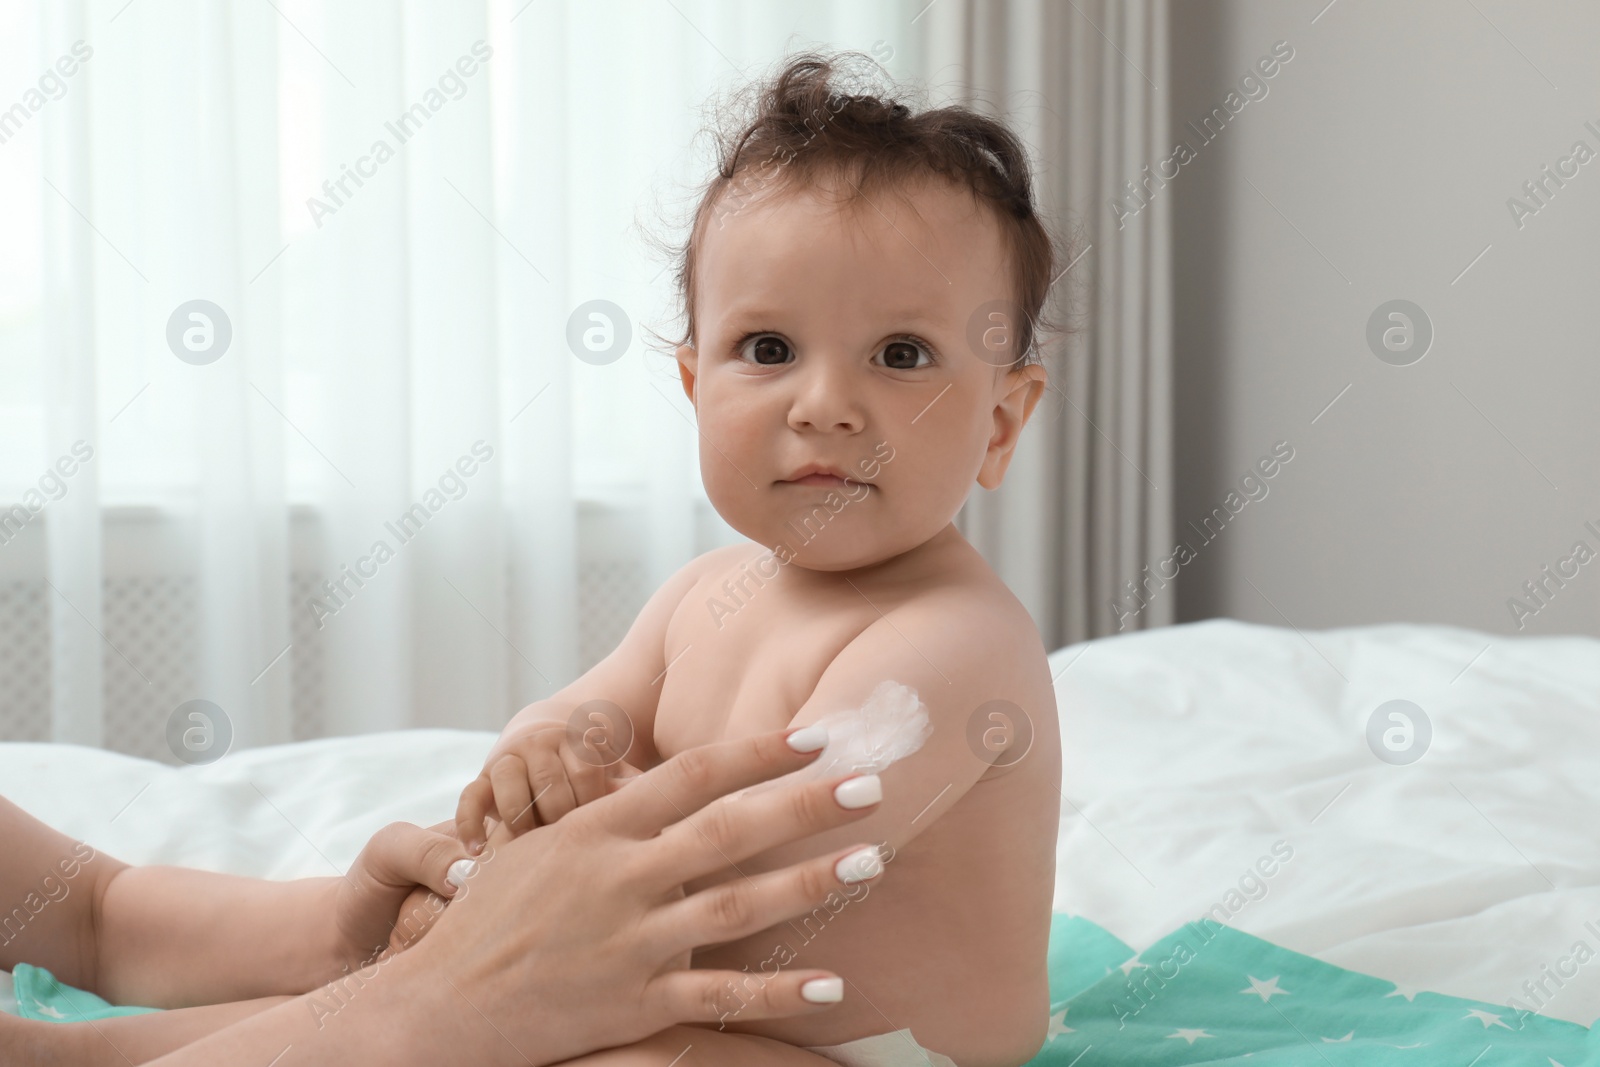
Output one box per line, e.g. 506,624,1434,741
651,581,876,758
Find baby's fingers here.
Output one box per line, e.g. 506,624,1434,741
604,759,646,793
489,754,538,834
389,883,447,952
359,822,475,901
527,744,579,826
559,734,609,808
455,774,498,853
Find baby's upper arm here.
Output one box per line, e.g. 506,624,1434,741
753,593,1045,867
495,547,732,768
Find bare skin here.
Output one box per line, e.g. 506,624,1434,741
0,798,470,1064
475,174,1063,1067
2,733,885,1066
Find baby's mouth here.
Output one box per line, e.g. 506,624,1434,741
781,473,858,489
776,464,873,491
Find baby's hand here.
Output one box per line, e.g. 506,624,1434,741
389,817,519,953
455,721,639,852
334,821,474,968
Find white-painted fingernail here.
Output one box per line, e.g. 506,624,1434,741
834,846,883,884
833,775,881,809
446,858,477,888
786,725,829,753
801,977,844,1003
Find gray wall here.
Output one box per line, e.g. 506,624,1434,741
1167,0,1600,638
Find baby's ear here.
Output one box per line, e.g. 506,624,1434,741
675,344,698,406
976,363,1047,490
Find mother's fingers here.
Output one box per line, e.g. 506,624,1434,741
648,843,884,958
600,728,827,838
646,772,882,887
646,968,848,1030
357,821,474,901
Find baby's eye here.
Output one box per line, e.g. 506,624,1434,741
739,335,793,365
875,339,933,370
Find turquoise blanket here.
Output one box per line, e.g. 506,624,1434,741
14,916,1597,1063
1029,915,1597,1065
10,963,158,1022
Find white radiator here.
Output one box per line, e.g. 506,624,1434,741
0,501,722,760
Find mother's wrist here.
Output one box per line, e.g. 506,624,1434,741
309,878,369,986
0,1013,103,1066
351,947,529,1067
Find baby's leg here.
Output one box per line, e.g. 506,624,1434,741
56,995,290,1064
553,1024,839,1067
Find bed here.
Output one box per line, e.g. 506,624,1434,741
4,619,1597,1058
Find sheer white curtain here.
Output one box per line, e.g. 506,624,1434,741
2,0,1169,758
0,1,936,758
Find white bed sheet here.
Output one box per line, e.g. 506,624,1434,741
1050,619,1600,1026
2,619,1596,1024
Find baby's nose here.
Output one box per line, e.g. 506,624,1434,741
786,364,865,434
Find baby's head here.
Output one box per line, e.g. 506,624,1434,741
669,53,1063,571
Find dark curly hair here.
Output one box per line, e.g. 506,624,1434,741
666,51,1063,367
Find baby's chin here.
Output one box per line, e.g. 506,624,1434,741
752,517,926,573
773,544,900,573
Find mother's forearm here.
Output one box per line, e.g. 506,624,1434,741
96,866,343,1008
56,996,292,1065
0,1012,95,1066
145,952,499,1067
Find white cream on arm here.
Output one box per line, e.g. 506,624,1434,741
806,680,933,776
728,681,932,809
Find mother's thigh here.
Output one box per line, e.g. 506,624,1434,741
554,1025,838,1066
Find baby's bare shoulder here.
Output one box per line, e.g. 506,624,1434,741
658,544,767,613
889,559,1048,664
675,543,770,594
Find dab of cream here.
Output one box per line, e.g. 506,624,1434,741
809,681,932,777
726,682,932,804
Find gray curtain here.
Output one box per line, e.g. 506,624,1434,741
920,0,1175,648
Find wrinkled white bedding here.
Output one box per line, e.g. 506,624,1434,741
1050,619,1600,1026
3,619,1596,1024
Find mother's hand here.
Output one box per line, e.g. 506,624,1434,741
393,726,884,1066
151,726,884,1067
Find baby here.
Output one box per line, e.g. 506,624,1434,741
454,53,1063,1067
